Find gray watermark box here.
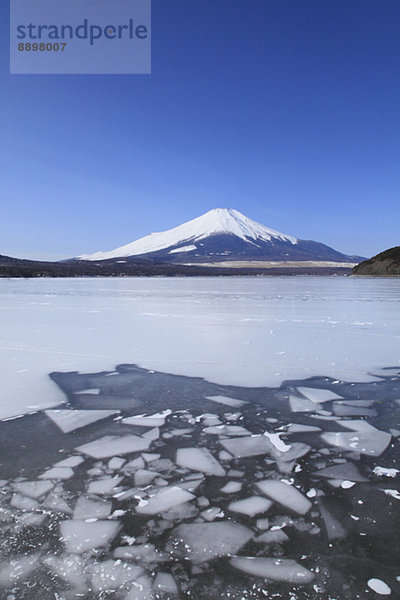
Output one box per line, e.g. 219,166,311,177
10,0,151,74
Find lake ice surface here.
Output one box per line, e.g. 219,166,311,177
0,276,400,420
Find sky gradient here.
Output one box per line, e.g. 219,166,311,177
1,0,399,260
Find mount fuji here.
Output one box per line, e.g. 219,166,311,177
78,208,362,264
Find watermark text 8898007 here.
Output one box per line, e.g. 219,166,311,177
18,42,67,52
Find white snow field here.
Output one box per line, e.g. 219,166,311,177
0,276,399,420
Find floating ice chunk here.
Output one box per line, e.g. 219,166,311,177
312,463,367,482
16,512,46,528
124,575,154,600
10,493,39,511
153,572,178,594
176,478,203,493
289,395,322,413
205,395,246,408
373,466,399,478
60,519,121,553
230,557,314,584
256,480,311,515
0,554,41,586
77,435,151,459
142,453,160,463
256,518,269,530
134,469,159,486
201,414,222,426
114,543,168,564
263,432,291,452
167,428,193,436
220,435,274,458
108,457,126,470
297,387,343,403
73,496,112,519
136,486,194,515
87,560,144,592
367,578,392,595
203,425,250,436
44,555,86,593
75,388,100,394
123,410,171,427
43,489,72,514
39,467,74,480
87,476,123,496
220,481,242,494
382,489,400,500
319,503,346,539
275,442,311,463
125,457,146,471
45,409,118,433
286,424,322,434
257,529,289,544
54,455,84,468
201,507,225,521
228,496,272,517
142,428,160,440
176,447,225,476
13,480,54,499
341,480,356,489
321,422,391,456
169,521,253,563
332,404,377,417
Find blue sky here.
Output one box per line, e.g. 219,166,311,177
1,0,399,260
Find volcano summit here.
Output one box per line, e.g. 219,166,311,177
79,208,362,264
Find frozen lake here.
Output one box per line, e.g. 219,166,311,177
0,276,399,599
0,276,399,420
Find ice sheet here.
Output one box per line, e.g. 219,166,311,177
205,395,247,408
230,557,315,584
169,521,253,562
73,496,112,519
228,496,273,517
1,277,400,420
60,519,121,553
321,423,391,456
135,486,195,515
45,409,119,433
87,560,144,592
76,435,151,458
12,480,54,499
296,387,343,403
256,480,311,515
220,435,274,458
176,447,225,476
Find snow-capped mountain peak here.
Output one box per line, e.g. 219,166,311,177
79,208,298,261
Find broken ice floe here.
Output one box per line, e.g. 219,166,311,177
205,395,247,408
296,387,343,403
123,409,171,428
45,409,119,433
220,435,274,458
321,421,391,456
228,496,273,517
60,519,121,553
230,556,315,584
176,447,225,476
76,434,151,458
136,486,195,515
256,480,311,515
367,578,392,595
169,521,253,562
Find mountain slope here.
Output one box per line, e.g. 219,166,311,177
353,246,400,276
79,208,362,263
